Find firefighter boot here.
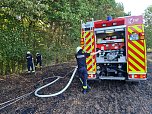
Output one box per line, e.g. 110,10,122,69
82,89,87,94
87,84,91,90
35,66,37,70
86,85,91,92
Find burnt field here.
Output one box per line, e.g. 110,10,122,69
0,58,152,114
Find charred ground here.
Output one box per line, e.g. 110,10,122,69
0,59,152,114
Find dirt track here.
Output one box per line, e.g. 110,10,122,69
0,59,152,114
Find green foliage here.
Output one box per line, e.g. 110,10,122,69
144,5,152,48
0,0,126,75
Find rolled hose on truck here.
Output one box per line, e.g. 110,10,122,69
0,66,77,110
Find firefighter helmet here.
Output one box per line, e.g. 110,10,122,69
27,51,31,54
76,46,82,53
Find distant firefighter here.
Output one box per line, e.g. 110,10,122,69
26,51,35,73
36,52,42,68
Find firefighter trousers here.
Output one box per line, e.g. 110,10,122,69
36,61,42,67
78,67,88,90
27,62,34,71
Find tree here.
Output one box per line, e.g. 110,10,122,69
0,0,127,75
144,5,152,48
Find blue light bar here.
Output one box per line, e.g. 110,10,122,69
107,16,112,21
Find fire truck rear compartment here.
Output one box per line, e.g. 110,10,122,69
95,30,127,80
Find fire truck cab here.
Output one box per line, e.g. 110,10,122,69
80,15,147,81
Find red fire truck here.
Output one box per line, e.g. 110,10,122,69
80,15,147,81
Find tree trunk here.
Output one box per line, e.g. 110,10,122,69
0,61,4,75
11,60,16,73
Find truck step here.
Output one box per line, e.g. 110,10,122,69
99,76,125,80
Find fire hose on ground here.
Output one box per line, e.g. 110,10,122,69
34,66,77,97
0,66,77,111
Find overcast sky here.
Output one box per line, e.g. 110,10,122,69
115,0,152,15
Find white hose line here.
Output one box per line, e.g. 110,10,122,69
0,91,33,107
0,76,60,110
0,66,77,110
34,66,77,97
0,91,34,111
